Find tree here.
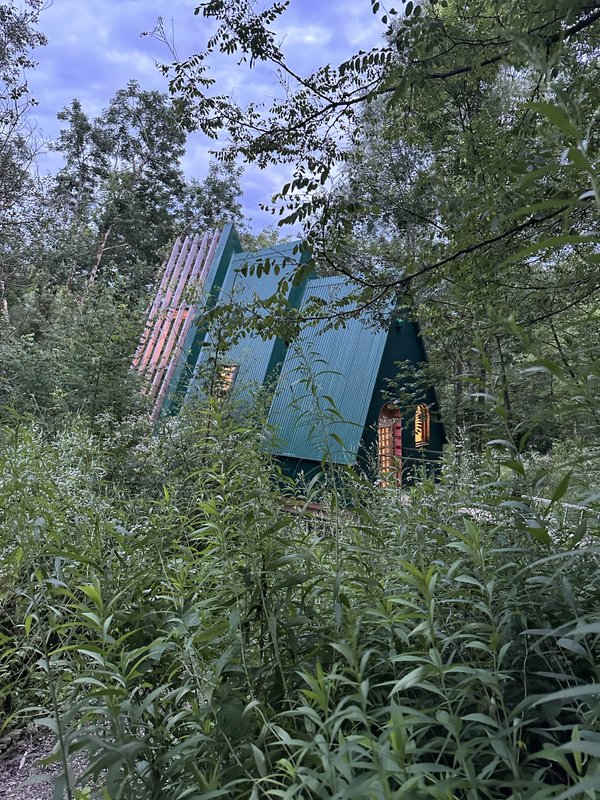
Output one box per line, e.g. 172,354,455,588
41,81,188,298
169,0,598,267
0,0,46,321
322,81,600,441
0,0,46,216
180,159,245,234
0,80,191,426
0,286,147,427
166,0,599,448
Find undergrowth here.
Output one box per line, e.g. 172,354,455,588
0,397,599,799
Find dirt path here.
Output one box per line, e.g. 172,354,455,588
0,729,86,800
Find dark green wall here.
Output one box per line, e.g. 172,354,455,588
359,318,445,483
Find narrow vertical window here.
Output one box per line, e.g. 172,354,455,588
378,404,402,487
414,403,430,448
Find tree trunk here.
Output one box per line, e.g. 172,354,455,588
495,335,512,422
0,279,10,327
84,223,113,297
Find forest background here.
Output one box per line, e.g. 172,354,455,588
0,1,599,798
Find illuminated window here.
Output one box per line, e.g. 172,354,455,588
216,364,239,396
414,403,430,448
378,404,402,488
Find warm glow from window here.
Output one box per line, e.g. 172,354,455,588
378,404,402,488
415,403,430,448
216,364,239,396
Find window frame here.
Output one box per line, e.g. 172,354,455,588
414,403,431,448
377,403,402,488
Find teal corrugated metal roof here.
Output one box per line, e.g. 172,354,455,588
267,277,388,464
188,240,307,396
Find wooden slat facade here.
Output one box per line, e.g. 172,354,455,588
133,229,221,420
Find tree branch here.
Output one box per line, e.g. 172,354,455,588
519,284,600,327
398,206,569,287
421,8,600,81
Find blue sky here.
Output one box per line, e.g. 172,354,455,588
28,0,385,232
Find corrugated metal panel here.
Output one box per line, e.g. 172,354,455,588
188,241,307,395
267,277,388,465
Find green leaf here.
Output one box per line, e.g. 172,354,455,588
568,147,593,172
80,584,103,608
530,684,600,708
502,233,600,265
501,458,525,476
523,520,551,545
552,776,600,800
527,102,582,140
251,744,267,777
501,197,575,222
521,358,564,379
551,472,572,505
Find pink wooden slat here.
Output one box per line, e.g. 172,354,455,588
150,236,185,315
148,310,186,401
151,228,221,419
138,235,193,376
144,233,205,391
141,313,173,397
137,239,190,377
149,232,211,398
132,237,183,368
197,227,221,284
148,309,187,409
138,235,197,377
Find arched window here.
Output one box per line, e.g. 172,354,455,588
414,403,430,448
378,404,402,487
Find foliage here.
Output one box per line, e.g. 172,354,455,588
181,159,246,235
0,0,46,210
44,80,188,297
0,287,147,428
0,350,599,797
0,2,599,799
0,77,250,434
0,0,46,320
170,0,599,231
167,0,600,453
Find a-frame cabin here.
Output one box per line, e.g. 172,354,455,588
134,224,445,485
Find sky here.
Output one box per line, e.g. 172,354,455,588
27,0,386,232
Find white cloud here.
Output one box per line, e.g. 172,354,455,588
26,0,385,231
327,0,384,49
181,135,215,178
343,18,383,48
104,48,158,78
278,23,332,47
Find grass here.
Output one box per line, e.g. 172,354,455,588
0,408,599,798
